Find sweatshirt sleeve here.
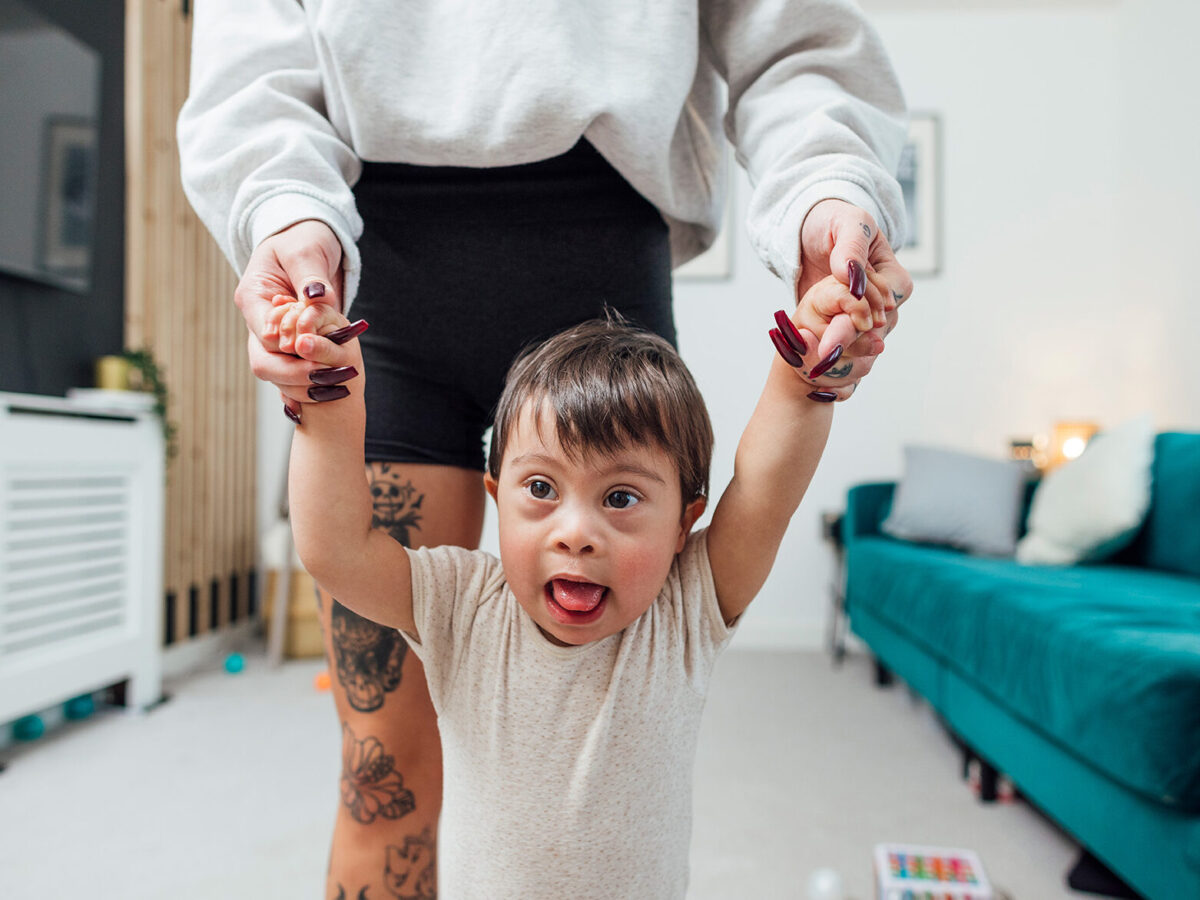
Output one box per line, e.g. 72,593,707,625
177,0,364,306
700,0,908,288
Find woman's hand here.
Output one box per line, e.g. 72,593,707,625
770,269,892,402
794,198,914,397
233,219,347,422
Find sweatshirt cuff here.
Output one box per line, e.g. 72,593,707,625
763,180,899,292
246,192,363,314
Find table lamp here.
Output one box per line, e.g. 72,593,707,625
1047,420,1099,470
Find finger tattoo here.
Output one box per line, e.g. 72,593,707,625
825,361,854,380
860,223,872,239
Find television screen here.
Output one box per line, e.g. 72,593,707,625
0,0,100,293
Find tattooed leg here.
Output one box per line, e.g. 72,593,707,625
319,462,484,900
341,723,417,824
385,829,437,900
331,602,408,713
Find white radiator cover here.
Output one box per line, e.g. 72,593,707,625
1,392,165,720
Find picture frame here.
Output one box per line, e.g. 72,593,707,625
38,116,98,285
895,113,941,276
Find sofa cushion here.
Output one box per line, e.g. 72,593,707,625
1016,416,1154,565
1141,433,1200,579
881,446,1028,557
847,536,1200,810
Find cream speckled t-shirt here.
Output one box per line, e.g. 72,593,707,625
402,528,734,899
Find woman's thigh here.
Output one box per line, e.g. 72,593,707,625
352,140,677,472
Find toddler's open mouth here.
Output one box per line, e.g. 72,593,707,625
544,578,608,625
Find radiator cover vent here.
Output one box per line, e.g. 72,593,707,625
1,470,132,659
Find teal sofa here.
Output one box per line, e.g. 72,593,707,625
843,433,1200,900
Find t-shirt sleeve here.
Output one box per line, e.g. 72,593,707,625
403,545,505,712
670,527,738,686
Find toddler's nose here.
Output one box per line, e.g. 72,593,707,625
553,505,597,555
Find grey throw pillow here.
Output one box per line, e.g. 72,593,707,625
882,446,1029,557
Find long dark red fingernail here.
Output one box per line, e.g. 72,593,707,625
807,391,837,403
809,345,844,379
769,328,805,368
308,365,358,386
773,310,808,355
307,384,351,402
848,260,866,299
304,282,326,300
283,404,301,425
325,319,369,345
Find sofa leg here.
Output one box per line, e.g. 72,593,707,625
1067,848,1142,898
961,745,973,781
978,758,999,802
873,657,894,687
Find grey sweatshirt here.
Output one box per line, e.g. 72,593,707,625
178,0,907,308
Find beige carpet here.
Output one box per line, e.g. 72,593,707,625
0,646,1089,899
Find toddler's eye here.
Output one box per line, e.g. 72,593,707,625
605,490,639,509
527,480,556,500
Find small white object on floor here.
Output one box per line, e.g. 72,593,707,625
806,867,844,900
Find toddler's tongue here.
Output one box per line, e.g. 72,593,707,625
551,579,605,612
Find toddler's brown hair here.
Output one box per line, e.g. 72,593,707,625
488,316,713,504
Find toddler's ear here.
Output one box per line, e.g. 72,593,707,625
676,496,707,553
484,472,500,504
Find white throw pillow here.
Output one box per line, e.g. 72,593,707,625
1016,415,1155,565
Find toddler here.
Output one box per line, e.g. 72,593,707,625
279,274,882,897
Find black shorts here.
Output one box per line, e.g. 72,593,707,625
352,139,676,470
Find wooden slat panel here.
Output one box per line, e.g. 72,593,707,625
126,0,257,646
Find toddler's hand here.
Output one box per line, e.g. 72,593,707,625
769,267,892,402
266,293,352,355
265,293,368,418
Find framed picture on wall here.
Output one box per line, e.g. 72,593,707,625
38,116,98,284
895,113,941,276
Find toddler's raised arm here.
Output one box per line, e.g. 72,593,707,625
707,273,890,624
281,298,418,635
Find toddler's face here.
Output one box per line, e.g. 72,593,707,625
486,403,705,646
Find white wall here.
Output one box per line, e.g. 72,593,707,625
1113,0,1200,423
257,0,1200,647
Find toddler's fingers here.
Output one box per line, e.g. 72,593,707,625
808,277,875,333
263,303,290,345
278,304,303,355
298,303,348,337
817,313,858,361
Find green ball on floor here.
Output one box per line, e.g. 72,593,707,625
224,652,245,674
13,714,45,741
64,694,96,720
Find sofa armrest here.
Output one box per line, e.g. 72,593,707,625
843,482,896,542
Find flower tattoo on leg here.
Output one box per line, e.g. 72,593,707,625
340,723,416,824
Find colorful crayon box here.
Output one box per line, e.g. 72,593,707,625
873,843,994,900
